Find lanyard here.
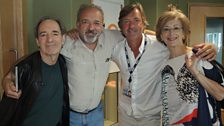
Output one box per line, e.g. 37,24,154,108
124,36,147,89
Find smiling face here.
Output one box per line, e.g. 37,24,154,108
77,7,104,44
119,8,145,40
160,19,185,48
36,19,64,59
156,8,190,46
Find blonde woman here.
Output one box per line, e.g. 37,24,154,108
156,5,224,126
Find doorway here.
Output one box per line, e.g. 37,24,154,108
206,17,224,64
0,0,27,97
189,3,224,63
92,0,123,125
189,3,224,122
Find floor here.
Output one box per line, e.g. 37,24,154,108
105,110,224,126
104,120,118,126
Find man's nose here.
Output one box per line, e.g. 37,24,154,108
88,22,95,30
128,21,135,28
47,34,53,42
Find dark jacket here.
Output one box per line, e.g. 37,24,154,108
0,51,69,126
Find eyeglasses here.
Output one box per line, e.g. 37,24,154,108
162,27,183,33
79,19,103,27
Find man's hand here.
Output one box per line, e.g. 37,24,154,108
185,53,200,77
66,28,79,40
2,72,21,99
193,43,217,61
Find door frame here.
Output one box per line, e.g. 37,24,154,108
188,3,224,46
0,0,27,96
0,15,2,83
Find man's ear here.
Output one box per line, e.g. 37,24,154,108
36,38,40,47
76,22,80,29
62,35,65,45
118,21,122,30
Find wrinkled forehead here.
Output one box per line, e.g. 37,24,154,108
79,8,104,23
164,18,182,27
38,20,61,33
123,8,142,19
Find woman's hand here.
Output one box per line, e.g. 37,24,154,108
185,53,200,77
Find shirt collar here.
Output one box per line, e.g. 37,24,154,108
125,33,146,55
96,31,105,48
139,33,146,54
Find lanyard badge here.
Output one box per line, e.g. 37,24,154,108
123,36,147,97
123,88,132,97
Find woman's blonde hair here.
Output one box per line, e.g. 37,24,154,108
156,4,191,45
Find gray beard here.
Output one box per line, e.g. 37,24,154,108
83,34,99,44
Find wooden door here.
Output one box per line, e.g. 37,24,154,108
0,0,27,96
189,4,224,46
189,3,224,122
